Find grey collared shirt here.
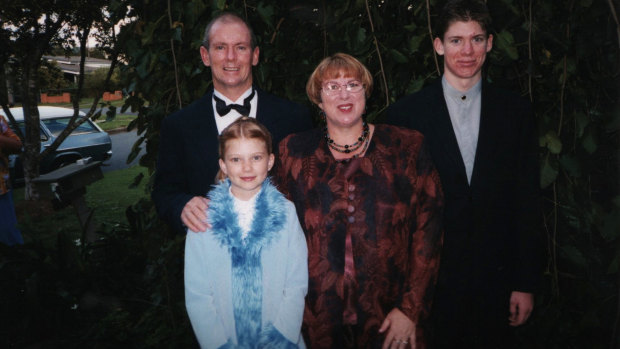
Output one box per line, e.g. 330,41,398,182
442,77,482,184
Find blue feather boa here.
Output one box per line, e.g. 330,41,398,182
208,178,295,348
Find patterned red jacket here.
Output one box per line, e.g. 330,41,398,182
276,124,444,348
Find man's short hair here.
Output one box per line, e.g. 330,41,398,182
435,0,492,40
202,12,258,50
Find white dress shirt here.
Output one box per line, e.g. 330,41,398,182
231,186,258,241
213,87,258,134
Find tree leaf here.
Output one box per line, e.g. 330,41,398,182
540,156,558,188
408,35,424,53
406,77,425,94
172,26,182,42
403,23,417,32
105,105,117,122
581,128,597,154
600,210,620,242
607,253,619,274
605,106,620,132
389,49,409,64
559,154,581,177
561,245,588,269
540,130,562,154
257,3,275,28
600,195,620,242
495,29,518,60
575,112,589,138
216,0,226,11
356,27,366,44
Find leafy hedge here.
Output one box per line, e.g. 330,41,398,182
1,0,618,348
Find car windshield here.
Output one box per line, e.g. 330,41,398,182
42,117,98,136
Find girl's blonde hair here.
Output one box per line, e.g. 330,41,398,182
216,116,273,182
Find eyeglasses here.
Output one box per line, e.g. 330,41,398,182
321,81,364,95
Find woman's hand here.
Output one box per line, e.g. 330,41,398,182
379,308,416,349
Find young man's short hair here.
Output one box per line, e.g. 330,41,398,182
435,0,492,40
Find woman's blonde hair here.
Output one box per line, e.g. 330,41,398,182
216,116,273,182
306,53,373,106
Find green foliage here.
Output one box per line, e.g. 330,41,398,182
0,217,193,348
114,0,619,347
0,167,193,348
1,0,132,200
38,60,70,92
2,0,617,347
83,67,123,98
117,0,619,347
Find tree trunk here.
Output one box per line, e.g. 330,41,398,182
21,60,42,201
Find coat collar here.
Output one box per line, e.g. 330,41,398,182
431,78,500,189
428,80,469,185
207,178,287,250
470,80,500,189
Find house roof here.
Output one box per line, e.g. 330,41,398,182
43,56,112,76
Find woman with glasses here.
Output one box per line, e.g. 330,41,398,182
275,53,444,349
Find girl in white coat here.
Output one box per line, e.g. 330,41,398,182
184,117,308,349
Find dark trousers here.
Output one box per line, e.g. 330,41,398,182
428,288,516,349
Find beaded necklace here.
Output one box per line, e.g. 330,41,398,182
324,121,370,154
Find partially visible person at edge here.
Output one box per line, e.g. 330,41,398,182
385,1,542,348
0,115,23,246
275,53,444,349
152,12,313,234
185,117,308,348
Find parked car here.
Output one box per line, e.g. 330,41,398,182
0,106,112,183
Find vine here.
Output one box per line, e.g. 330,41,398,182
426,0,440,75
608,0,620,49
167,0,183,108
365,0,389,107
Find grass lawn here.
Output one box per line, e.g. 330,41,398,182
13,165,149,245
95,113,137,131
40,97,137,131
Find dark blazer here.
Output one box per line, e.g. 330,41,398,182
152,87,313,234
385,79,542,342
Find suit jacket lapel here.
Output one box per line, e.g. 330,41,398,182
196,90,220,167
198,89,219,147
430,81,469,187
202,89,219,137
254,87,273,128
470,81,498,189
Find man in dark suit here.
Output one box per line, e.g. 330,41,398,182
385,1,542,347
152,12,313,234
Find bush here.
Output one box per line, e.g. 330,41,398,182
83,67,123,99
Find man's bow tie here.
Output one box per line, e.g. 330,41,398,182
214,89,255,117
